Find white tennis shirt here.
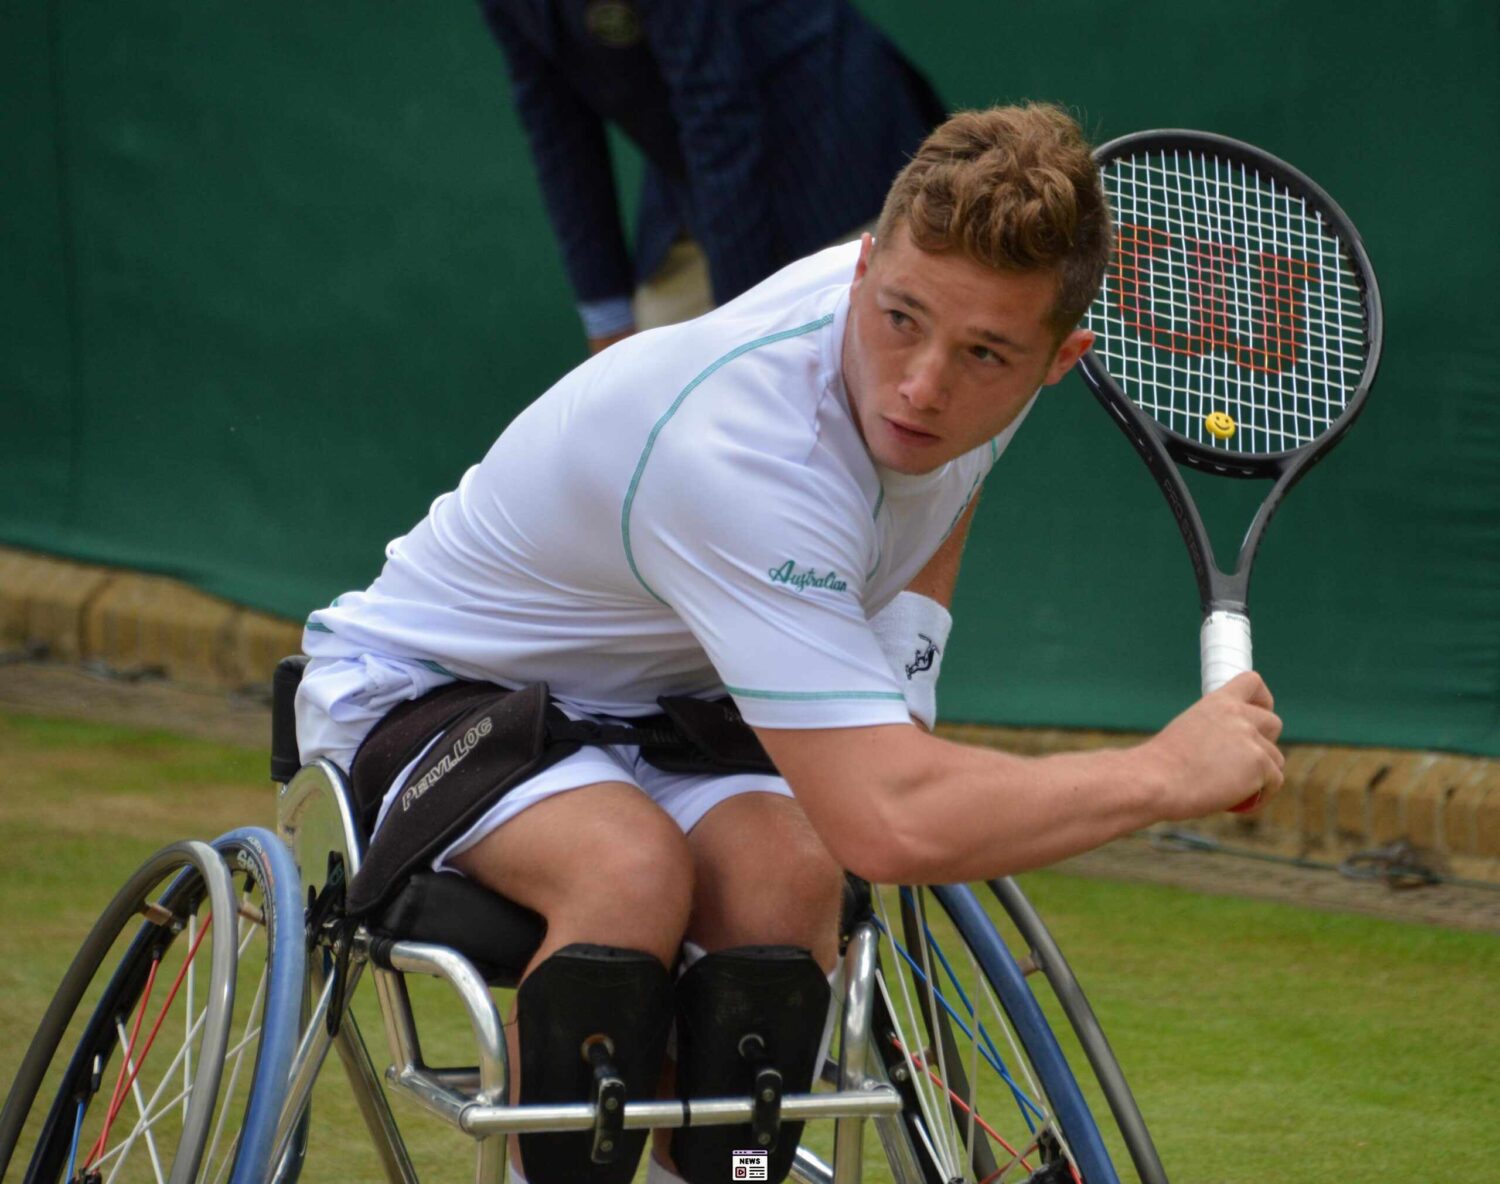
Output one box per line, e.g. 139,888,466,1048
297,242,1032,768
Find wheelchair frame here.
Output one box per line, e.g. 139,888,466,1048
275,756,906,1184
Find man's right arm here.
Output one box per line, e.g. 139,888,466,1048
753,672,1285,884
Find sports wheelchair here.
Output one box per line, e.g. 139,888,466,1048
1,657,1169,1184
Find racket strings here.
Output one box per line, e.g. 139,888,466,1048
1085,148,1370,455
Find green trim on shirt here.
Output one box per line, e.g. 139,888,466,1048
306,621,334,634
865,485,886,580
941,470,985,543
725,685,906,703
621,315,836,603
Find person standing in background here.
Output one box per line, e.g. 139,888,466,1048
478,0,946,352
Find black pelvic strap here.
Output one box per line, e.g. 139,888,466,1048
342,682,777,918
550,694,777,776
671,946,831,1184
344,682,579,917
348,680,523,836
517,944,673,1184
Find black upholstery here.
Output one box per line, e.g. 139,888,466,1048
370,872,546,987
270,654,309,783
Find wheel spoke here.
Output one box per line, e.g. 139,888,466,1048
875,889,958,1177
93,967,216,1176
89,953,163,1168
973,965,1055,1134
910,890,962,1172
203,957,268,1176
868,883,1107,1183
209,1129,244,1184
111,1019,168,1184
0,836,306,1184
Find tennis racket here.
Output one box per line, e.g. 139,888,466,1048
1077,130,1384,810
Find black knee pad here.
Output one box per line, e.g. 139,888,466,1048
670,946,831,1184
516,943,673,1184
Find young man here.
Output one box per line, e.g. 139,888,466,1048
296,104,1283,1184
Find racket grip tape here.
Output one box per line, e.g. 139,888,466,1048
1200,610,1253,696
1200,609,1264,813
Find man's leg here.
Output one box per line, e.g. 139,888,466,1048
649,792,846,1183
451,782,695,1182
684,791,845,969
451,780,694,967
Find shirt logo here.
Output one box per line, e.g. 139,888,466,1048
905,634,940,679
767,560,848,593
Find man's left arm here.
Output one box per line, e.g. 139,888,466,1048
869,498,979,730
907,498,978,608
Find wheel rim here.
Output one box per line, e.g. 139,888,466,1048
869,884,1116,1184
7,831,303,1184
37,871,266,1184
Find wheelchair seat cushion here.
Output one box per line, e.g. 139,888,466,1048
369,871,546,986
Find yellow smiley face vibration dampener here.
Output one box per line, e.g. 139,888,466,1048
1205,411,1236,440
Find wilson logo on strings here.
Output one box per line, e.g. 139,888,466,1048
1111,223,1321,375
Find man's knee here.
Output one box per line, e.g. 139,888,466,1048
565,832,695,926
777,836,845,906
691,796,844,957
749,839,844,935
461,787,694,910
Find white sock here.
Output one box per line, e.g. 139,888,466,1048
645,1154,689,1184
506,1166,527,1184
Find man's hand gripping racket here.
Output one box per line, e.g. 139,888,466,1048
1077,131,1384,813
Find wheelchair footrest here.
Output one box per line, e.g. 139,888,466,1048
448,1086,904,1137
584,1036,628,1163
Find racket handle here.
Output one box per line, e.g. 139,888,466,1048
1201,609,1263,813
1200,609,1253,696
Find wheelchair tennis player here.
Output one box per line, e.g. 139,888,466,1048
295,103,1284,1184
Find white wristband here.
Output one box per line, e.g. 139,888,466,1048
870,591,952,729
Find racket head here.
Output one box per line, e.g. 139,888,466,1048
1080,130,1384,478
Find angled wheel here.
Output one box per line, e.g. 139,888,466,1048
865,881,1165,1184
0,828,305,1184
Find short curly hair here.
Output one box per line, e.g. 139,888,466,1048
875,103,1113,337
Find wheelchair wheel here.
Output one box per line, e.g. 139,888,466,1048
865,881,1165,1184
0,828,305,1184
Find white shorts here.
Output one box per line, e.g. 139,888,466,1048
370,730,794,875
